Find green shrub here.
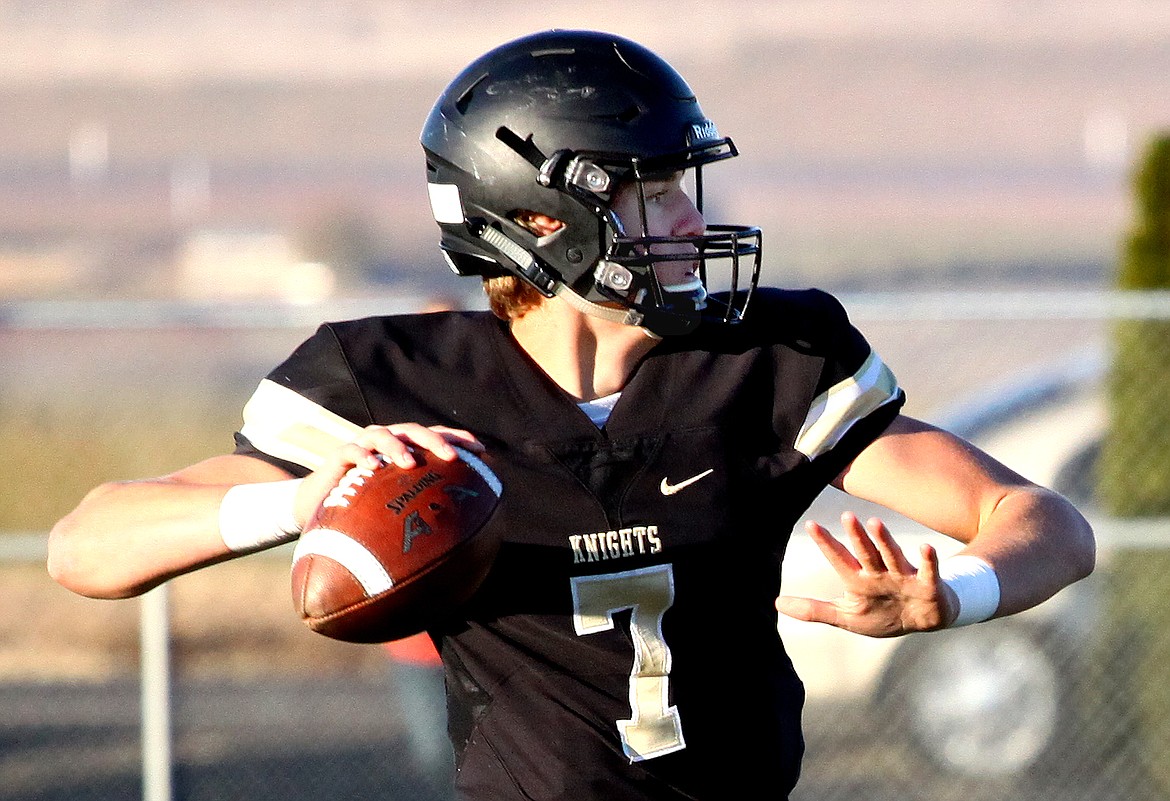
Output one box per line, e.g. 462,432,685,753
1096,136,1170,799
1098,135,1170,516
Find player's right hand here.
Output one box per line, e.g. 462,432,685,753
294,423,484,530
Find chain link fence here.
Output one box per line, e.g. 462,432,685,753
2,291,1168,801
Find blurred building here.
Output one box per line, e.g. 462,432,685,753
177,230,335,302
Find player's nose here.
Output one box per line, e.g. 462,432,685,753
672,195,705,238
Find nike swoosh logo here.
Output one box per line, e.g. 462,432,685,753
659,468,714,496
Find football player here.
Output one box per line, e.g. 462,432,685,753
49,30,1095,800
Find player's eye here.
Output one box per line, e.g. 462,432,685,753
643,171,684,202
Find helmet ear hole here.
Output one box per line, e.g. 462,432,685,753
511,210,565,238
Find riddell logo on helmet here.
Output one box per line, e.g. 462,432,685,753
688,120,719,145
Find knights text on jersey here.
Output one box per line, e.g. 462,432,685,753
233,287,905,801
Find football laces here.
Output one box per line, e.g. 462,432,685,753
321,465,376,509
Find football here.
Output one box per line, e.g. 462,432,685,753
291,447,502,643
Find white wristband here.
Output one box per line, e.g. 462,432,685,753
939,555,1001,627
219,479,304,553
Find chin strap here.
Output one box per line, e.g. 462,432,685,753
552,282,645,328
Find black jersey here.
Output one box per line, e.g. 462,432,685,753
234,287,904,801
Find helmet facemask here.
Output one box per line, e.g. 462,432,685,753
539,145,761,337
591,157,761,336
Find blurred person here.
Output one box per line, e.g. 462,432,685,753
420,293,466,314
48,30,1095,800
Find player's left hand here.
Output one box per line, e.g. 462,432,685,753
776,512,957,637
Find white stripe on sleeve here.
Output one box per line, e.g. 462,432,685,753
239,379,364,471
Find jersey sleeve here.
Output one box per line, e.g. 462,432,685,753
786,290,905,481
232,323,375,476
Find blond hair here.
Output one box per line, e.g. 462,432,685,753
482,275,546,321
480,210,563,321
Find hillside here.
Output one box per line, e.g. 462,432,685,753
2,0,1168,291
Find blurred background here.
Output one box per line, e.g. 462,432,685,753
3,2,1170,800
2,0,1163,302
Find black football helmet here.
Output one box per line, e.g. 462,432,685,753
420,29,761,336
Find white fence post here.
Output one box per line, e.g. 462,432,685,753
140,584,174,801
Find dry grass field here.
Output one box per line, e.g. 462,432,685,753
4,557,391,682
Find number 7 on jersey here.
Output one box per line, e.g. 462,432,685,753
571,564,686,761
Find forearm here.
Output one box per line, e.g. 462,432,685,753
48,479,238,599
47,424,482,601
955,485,1095,619
834,415,1097,628
47,454,297,600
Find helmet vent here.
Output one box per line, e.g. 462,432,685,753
530,46,577,58
614,105,642,124
454,74,487,115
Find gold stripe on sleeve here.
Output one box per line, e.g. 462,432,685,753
794,351,900,460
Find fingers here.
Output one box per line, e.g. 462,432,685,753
776,595,840,628
811,512,915,577
842,512,885,575
867,516,916,575
348,423,483,470
789,515,949,637
804,519,862,577
382,423,455,466
917,542,941,587
918,543,958,627
300,423,484,528
426,426,486,452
